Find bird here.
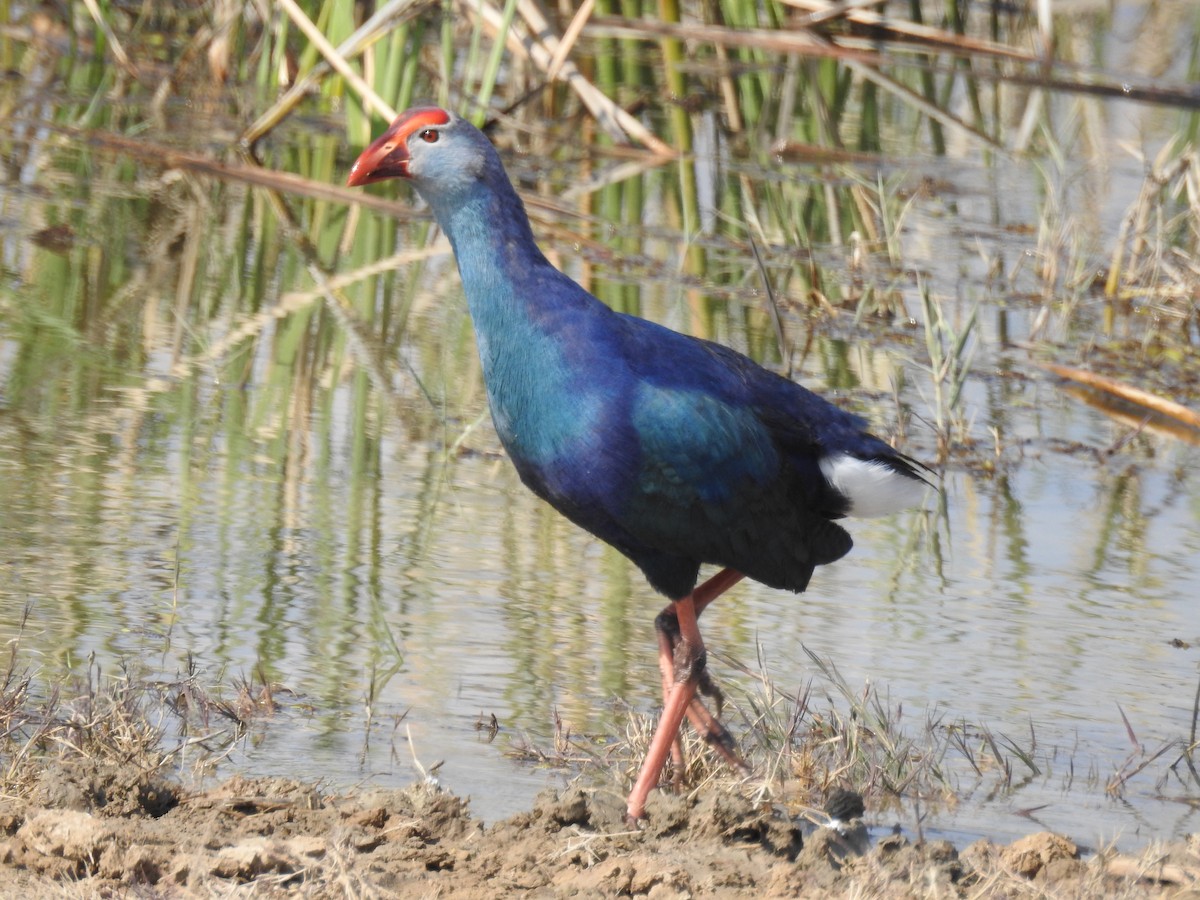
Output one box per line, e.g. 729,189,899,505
347,107,929,822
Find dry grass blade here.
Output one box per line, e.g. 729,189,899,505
243,0,433,145
1103,851,1200,887
1107,741,1179,796
840,51,1002,150
1105,140,1200,303
1117,703,1140,749
606,12,998,150
782,0,1041,63
746,232,791,378
463,0,672,154
586,16,857,59
558,155,673,201
274,0,396,122
544,0,595,84
3,117,413,216
996,733,1041,778
1178,676,1200,791
790,0,897,29
79,0,139,78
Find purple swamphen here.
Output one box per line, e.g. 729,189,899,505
347,107,930,822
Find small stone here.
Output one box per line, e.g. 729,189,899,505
924,839,958,863
1001,832,1078,879
285,835,328,859
18,809,111,863
345,806,387,829
211,838,296,879
549,787,590,826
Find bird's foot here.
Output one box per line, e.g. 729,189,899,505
653,603,750,778
687,697,750,775
655,606,725,709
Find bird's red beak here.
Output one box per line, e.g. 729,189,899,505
346,124,411,186
346,107,452,187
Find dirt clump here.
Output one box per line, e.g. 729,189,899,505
28,759,180,818
0,767,1194,897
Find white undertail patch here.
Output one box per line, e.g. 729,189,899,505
819,454,927,518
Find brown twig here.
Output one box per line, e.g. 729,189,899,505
1039,362,1200,431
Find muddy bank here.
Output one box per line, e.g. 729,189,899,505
0,761,1194,897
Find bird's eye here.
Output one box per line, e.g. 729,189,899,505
419,129,439,144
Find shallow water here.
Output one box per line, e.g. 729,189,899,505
3,7,1200,851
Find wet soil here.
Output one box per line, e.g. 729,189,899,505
0,761,1195,897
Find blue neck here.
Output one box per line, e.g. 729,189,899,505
422,176,604,468
429,178,549,319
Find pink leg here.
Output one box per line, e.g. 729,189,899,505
652,568,748,781
654,622,688,779
691,568,745,617
628,568,746,822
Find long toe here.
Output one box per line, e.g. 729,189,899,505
685,697,750,775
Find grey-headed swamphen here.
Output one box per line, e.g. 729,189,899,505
347,107,930,822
